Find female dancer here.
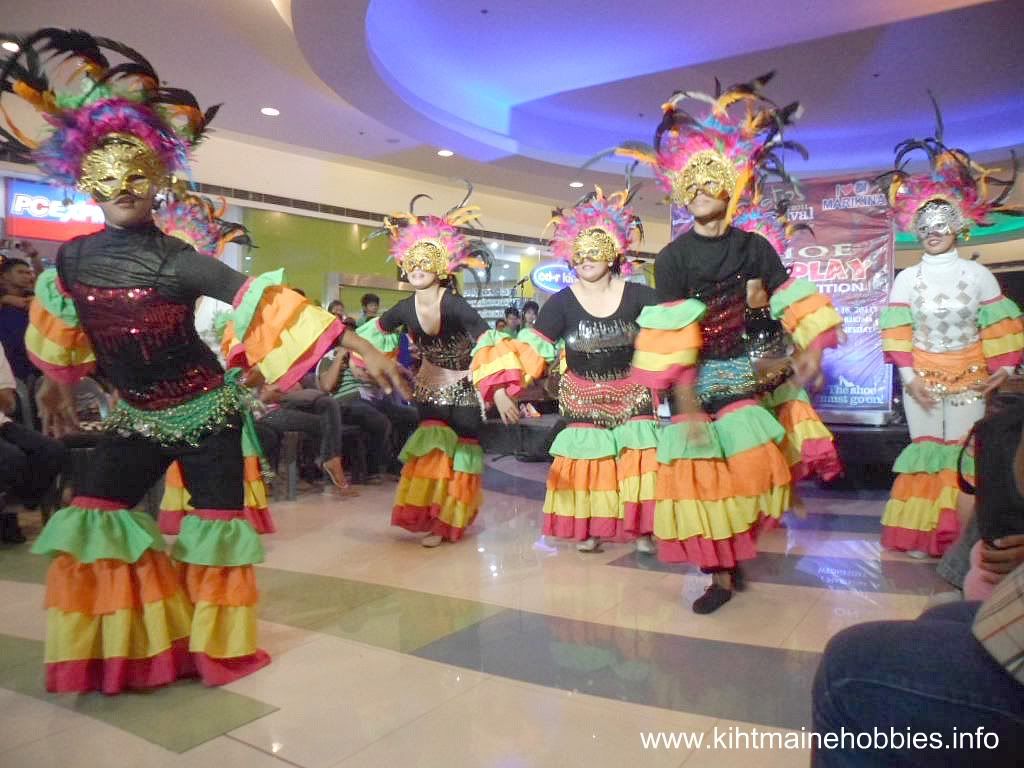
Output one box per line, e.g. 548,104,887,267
4,30,404,692
357,192,518,546
880,110,1023,557
481,187,660,552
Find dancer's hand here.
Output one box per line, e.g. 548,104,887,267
905,377,938,411
974,369,1009,397
36,376,78,438
793,347,824,390
494,388,520,425
340,332,412,399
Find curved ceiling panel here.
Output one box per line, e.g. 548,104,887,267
295,0,1024,175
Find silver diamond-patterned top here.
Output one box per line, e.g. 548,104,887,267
889,250,1004,355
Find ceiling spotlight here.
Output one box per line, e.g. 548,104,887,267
569,181,584,188
260,106,280,117
502,264,510,269
525,246,538,256
1,41,19,53
437,149,455,157
489,241,499,250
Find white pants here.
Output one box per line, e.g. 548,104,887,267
903,392,985,442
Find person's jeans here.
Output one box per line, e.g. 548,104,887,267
0,421,66,508
264,393,345,464
368,397,418,472
812,602,1024,767
338,398,391,475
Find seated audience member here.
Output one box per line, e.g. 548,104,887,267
359,293,380,326
522,300,539,328
257,379,357,496
495,318,508,334
503,306,522,337
0,343,65,543
0,256,41,386
812,429,1024,766
318,329,394,483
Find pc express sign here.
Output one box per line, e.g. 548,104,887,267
4,178,104,241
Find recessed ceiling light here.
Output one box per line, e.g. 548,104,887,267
1,41,19,53
525,246,538,255
569,181,584,188
489,241,499,250
437,149,455,157
502,264,510,269
260,106,280,117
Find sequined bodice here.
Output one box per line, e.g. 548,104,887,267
565,317,640,381
911,263,980,353
70,283,224,410
693,273,747,359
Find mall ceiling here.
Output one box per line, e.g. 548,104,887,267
3,0,1023,220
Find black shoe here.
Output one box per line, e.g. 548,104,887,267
0,514,26,544
692,584,732,614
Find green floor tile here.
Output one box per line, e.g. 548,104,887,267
0,545,48,584
257,566,504,652
0,634,277,753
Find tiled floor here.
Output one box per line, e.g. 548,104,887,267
0,455,947,767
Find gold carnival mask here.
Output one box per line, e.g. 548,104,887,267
673,149,737,206
403,239,450,277
78,134,168,202
572,227,620,266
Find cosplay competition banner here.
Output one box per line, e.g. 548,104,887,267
672,176,895,415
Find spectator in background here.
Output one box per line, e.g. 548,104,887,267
503,306,522,337
319,320,395,483
0,256,41,385
258,375,358,497
0,342,65,543
495,318,508,334
522,300,539,328
327,299,346,321
359,293,380,326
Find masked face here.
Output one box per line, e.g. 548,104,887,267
571,227,619,266
914,200,964,241
672,150,737,206
78,134,167,202
402,239,449,278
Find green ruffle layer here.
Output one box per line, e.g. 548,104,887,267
978,296,1023,328
893,440,974,476
657,403,785,463
636,299,707,330
356,317,401,354
31,506,163,564
880,306,913,329
399,423,458,462
233,269,284,340
170,516,265,567
453,441,484,475
762,381,811,408
769,278,817,318
34,268,81,327
550,419,660,459
515,328,559,365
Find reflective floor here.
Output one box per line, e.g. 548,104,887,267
0,456,946,767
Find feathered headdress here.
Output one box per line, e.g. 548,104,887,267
0,28,219,190
155,193,253,257
731,195,810,258
584,72,803,224
546,185,643,270
365,180,493,292
881,94,1020,236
